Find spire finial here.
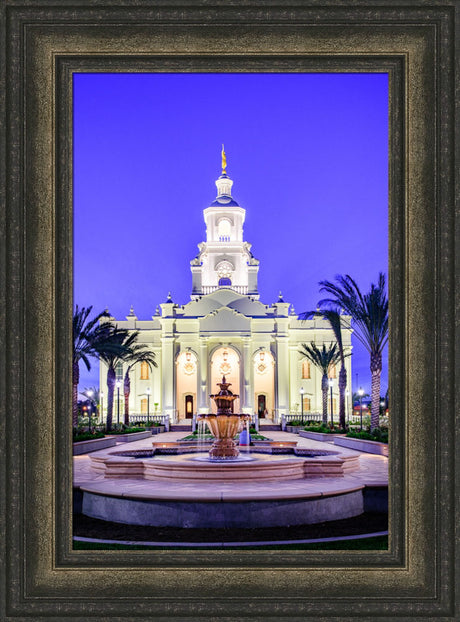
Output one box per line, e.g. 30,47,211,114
221,144,227,175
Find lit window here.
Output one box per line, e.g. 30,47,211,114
329,363,337,379
140,398,148,414
140,361,149,380
218,218,231,240
301,361,311,379
303,396,311,412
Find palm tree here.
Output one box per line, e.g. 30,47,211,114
72,306,111,428
318,273,389,430
298,342,342,425
123,346,157,425
94,327,140,432
299,309,350,429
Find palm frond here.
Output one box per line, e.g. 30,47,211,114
298,341,342,375
318,272,388,357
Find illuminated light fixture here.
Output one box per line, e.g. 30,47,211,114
223,349,228,362
186,350,191,362
260,351,265,362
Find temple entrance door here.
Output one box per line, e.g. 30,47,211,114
185,395,194,419
257,394,266,417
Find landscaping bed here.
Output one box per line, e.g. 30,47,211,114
300,430,347,442
73,436,117,455
334,436,388,456
105,430,152,443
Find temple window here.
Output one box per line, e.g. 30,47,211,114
301,361,311,379
140,361,149,380
217,218,231,241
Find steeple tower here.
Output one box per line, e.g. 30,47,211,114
190,150,259,299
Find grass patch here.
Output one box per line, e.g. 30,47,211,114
73,535,388,551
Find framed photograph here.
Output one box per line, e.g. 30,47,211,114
1,1,457,620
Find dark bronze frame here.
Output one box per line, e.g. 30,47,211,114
1,2,457,619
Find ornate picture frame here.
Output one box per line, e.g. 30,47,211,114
1,2,457,619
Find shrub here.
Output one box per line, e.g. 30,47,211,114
303,423,347,434
346,428,388,443
73,430,105,443
288,420,302,426
106,426,146,435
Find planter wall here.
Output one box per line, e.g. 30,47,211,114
149,426,166,435
300,431,346,442
285,426,302,434
105,431,152,443
334,436,389,456
73,436,117,455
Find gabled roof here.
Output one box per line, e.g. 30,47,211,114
182,288,274,319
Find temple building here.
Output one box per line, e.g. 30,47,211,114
100,150,353,424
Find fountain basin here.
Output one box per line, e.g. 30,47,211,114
89,448,358,482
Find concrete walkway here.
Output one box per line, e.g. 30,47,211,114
74,430,388,502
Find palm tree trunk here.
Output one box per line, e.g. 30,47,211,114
124,372,130,426
106,366,115,432
370,352,382,430
72,360,79,428
321,374,328,425
338,364,347,429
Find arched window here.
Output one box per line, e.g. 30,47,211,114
217,218,231,241
140,361,149,380
140,398,148,414
301,361,311,379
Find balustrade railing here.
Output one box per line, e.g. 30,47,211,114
128,414,170,430
201,285,248,295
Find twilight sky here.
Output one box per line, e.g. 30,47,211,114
74,72,388,398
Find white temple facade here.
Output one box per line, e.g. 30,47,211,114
100,152,353,424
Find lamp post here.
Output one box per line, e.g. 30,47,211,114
329,379,334,426
146,387,151,421
116,380,121,426
87,389,94,432
345,389,349,424
100,391,103,424
358,387,364,430
300,387,304,423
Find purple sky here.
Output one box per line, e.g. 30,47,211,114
74,72,388,398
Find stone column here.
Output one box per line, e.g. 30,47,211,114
198,338,209,414
289,344,300,414
275,335,290,416
161,335,175,422
242,338,252,413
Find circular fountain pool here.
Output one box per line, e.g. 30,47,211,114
90,447,353,483
80,443,366,528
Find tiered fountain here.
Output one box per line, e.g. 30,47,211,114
198,376,250,460
83,375,365,527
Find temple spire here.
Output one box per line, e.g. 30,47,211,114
221,144,227,175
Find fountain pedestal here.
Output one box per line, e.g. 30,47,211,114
198,377,250,460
